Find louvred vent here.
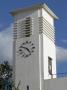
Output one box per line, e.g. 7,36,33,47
39,17,55,43
13,17,32,39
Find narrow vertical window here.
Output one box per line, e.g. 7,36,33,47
27,85,29,90
48,57,52,75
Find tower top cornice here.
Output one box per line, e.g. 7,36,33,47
10,3,58,20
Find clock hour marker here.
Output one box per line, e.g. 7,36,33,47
20,46,23,48
31,50,34,53
19,49,22,51
22,43,26,45
31,43,34,46
32,47,35,49
29,41,31,43
26,41,28,43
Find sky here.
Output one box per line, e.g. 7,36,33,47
0,0,67,77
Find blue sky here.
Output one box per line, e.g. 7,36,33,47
0,0,67,77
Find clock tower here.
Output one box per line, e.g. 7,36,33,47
11,3,58,90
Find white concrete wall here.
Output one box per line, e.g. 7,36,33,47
14,10,41,90
39,34,44,90
38,7,56,79
41,8,54,26
43,34,56,79
44,77,67,90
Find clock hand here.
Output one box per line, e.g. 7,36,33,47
21,46,31,55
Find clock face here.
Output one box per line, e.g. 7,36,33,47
17,41,35,58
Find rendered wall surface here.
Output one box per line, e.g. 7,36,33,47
41,8,54,26
43,34,56,79
44,77,67,90
14,10,40,90
40,8,56,79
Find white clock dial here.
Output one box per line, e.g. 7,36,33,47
17,41,35,58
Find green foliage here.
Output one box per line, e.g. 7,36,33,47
13,81,21,90
0,61,13,90
0,61,21,90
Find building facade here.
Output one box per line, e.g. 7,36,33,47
11,3,58,90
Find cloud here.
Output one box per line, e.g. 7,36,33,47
56,46,67,61
61,39,67,43
0,24,13,64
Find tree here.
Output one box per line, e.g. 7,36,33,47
0,61,13,90
13,81,21,90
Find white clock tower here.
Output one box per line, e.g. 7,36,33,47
11,3,58,90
